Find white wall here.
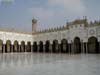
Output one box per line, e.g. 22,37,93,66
0,24,100,45
0,31,33,45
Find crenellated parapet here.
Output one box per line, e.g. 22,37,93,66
88,20,100,27
33,25,68,34
67,17,88,28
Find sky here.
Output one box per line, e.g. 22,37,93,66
0,0,100,32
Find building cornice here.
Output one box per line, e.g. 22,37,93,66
33,26,68,35
0,28,32,35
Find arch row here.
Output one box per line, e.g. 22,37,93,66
0,40,32,53
33,37,100,54
0,36,100,54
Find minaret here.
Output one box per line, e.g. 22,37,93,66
32,18,37,33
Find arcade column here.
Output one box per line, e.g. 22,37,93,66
59,44,61,53
24,45,26,52
3,44,5,53
37,45,39,53
71,42,74,54
81,42,84,53
31,45,33,53
11,45,13,53
49,44,52,53
19,45,21,52
17,45,19,52
64,44,67,52
68,43,71,54
82,43,85,53
43,45,45,53
55,44,59,53
85,42,88,53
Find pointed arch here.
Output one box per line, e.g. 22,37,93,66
88,36,99,53
6,40,11,53
73,37,81,53
52,39,59,53
61,39,68,53
14,40,19,52
21,41,25,52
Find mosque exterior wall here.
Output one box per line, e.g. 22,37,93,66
0,18,100,53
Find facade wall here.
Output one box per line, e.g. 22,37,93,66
87,26,100,42
33,30,68,44
34,25,100,44
0,31,33,45
0,19,100,53
0,25,100,45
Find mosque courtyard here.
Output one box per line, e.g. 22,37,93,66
0,53,99,75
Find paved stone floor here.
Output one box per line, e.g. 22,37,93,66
0,53,100,75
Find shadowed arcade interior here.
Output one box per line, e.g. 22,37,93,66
52,40,59,53
39,41,43,53
6,40,11,53
88,37,99,53
0,37,99,54
45,40,51,53
21,41,25,52
14,40,19,52
33,41,38,52
72,37,81,53
26,41,31,52
61,39,68,53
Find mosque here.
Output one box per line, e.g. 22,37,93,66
0,17,100,54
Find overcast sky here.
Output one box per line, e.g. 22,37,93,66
0,0,100,32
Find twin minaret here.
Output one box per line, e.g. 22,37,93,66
32,18,37,33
